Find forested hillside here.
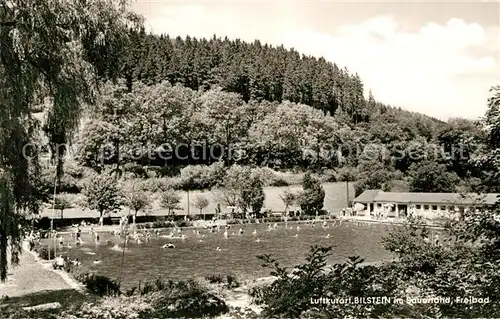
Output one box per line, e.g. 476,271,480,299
35,31,485,196
120,30,442,128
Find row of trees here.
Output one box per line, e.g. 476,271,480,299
72,167,325,220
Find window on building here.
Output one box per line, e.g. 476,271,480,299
424,205,430,210
416,204,421,209
432,205,438,210
377,203,382,208
440,206,447,211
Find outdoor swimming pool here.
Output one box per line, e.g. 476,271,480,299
44,221,396,289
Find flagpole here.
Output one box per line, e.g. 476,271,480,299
50,166,57,260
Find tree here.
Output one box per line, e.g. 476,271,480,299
354,159,393,197
193,195,209,220
297,173,325,215
280,190,296,214
409,161,460,193
198,88,248,148
53,193,73,219
159,188,181,216
437,118,483,178
0,0,142,281
74,119,121,168
216,165,250,207
125,190,151,218
479,85,500,192
81,173,123,218
240,176,265,215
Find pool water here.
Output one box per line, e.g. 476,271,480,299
44,221,395,289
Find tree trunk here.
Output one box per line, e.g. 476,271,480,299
346,180,350,208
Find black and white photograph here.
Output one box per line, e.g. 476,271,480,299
0,0,499,318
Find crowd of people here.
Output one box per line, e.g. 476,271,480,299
27,215,406,272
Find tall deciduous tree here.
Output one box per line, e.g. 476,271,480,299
125,190,151,218
280,190,296,214
193,195,209,220
159,188,181,216
240,176,265,215
216,165,249,207
0,0,142,281
297,173,325,215
53,193,73,219
409,161,460,193
81,173,123,218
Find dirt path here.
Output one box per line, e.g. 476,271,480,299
0,243,76,298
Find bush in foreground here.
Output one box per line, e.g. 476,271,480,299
77,273,121,297
205,273,224,284
36,245,55,260
249,245,405,318
144,279,229,318
59,295,152,319
121,278,229,318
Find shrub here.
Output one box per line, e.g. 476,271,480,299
250,245,404,318
253,167,293,187
77,273,121,297
145,279,229,318
153,165,180,178
175,220,192,228
59,174,81,193
140,177,169,193
139,280,155,296
226,273,240,289
58,296,152,319
125,287,137,297
151,220,172,228
320,169,338,182
37,245,55,260
122,163,148,178
205,274,224,284
262,216,282,223
177,165,212,190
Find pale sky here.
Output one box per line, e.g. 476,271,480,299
132,0,500,120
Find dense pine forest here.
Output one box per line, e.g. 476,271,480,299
120,30,440,126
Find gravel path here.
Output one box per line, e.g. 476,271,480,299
0,245,72,298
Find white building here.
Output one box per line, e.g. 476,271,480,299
353,190,499,219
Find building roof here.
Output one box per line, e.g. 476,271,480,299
354,190,499,206
353,189,381,203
